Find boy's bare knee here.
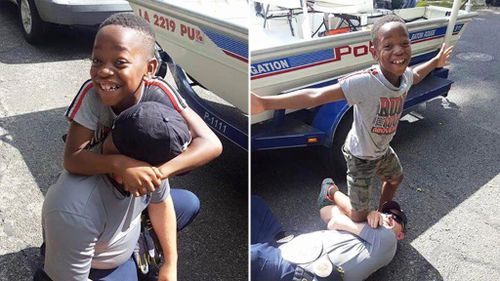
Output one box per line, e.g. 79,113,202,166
387,174,404,186
320,206,334,224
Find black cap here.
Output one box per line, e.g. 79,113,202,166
381,200,408,232
112,102,190,166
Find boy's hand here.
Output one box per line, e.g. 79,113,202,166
116,158,162,197
435,43,453,68
251,92,265,115
367,210,383,228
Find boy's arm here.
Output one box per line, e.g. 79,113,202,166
412,43,453,85
63,121,123,175
156,107,222,179
251,84,346,115
148,195,178,281
64,122,161,194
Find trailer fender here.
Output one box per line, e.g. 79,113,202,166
311,101,351,147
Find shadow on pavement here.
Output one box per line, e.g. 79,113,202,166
0,247,41,281
369,242,443,280
169,138,249,280
391,96,498,243
0,107,67,195
0,2,95,65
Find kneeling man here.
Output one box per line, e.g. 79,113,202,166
41,102,197,281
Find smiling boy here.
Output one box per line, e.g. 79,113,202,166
64,13,222,196
251,15,453,223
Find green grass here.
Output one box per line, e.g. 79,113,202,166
417,0,454,8
417,0,485,9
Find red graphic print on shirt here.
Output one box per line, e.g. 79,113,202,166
371,94,406,135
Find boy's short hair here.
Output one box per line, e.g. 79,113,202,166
99,12,156,57
111,102,191,166
371,15,408,46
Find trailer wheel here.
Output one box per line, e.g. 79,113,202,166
18,0,46,44
322,109,352,177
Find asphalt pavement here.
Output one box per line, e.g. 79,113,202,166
252,7,500,281
0,2,247,281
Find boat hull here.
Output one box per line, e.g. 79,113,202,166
129,0,249,113
251,6,475,123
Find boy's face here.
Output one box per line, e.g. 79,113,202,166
371,22,411,85
90,25,157,112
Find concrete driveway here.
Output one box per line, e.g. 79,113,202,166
0,2,247,280
252,7,500,281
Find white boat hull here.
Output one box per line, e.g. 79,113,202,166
251,6,475,123
128,0,249,113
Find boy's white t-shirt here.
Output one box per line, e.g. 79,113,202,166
339,65,413,160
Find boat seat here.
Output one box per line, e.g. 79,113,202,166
258,0,314,36
313,0,374,14
313,0,374,31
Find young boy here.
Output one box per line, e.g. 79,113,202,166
251,15,453,223
64,13,222,197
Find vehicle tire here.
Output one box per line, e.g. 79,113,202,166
18,0,46,44
321,109,352,178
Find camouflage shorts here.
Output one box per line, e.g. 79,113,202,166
342,145,403,212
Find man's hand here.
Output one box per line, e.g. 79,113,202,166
367,210,383,228
251,92,265,115
435,43,453,68
158,263,177,281
115,157,162,197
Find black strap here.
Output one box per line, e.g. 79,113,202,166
292,266,314,281
106,174,130,197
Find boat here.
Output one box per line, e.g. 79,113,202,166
251,2,477,123
127,0,248,113
128,0,249,149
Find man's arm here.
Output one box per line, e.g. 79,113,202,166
156,107,223,179
148,195,178,281
251,84,346,115
326,205,366,236
412,43,453,85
